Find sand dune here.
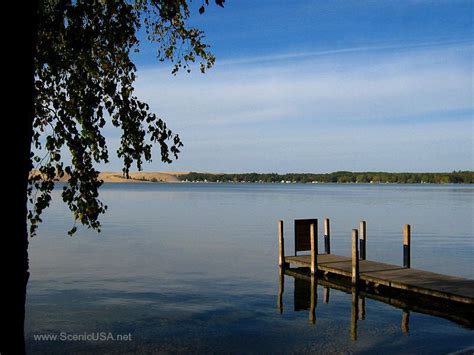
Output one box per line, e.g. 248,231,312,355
30,170,188,183
99,171,188,183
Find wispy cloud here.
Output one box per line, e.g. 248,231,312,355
136,43,472,127
128,42,473,172
213,39,473,67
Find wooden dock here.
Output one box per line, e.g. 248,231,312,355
278,219,474,306
278,267,474,338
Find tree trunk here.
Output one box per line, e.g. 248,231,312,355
1,1,38,354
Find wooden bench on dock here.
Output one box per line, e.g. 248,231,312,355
277,219,474,305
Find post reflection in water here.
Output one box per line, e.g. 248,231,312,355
309,274,317,324
402,310,410,334
277,267,474,342
358,296,366,320
351,287,358,341
323,286,330,304
278,268,395,342
277,267,284,314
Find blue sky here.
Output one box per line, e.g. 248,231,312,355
109,0,473,173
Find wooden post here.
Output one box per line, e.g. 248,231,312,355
277,267,284,314
352,229,359,286
324,218,331,254
403,224,411,268
323,287,330,304
359,220,366,260
278,220,285,267
401,310,410,333
310,221,318,274
309,274,317,324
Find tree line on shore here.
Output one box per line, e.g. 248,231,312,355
176,171,473,184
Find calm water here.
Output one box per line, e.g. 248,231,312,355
26,183,474,354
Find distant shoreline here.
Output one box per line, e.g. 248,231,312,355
98,171,188,183
94,171,473,184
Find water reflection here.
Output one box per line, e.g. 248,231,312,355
278,267,474,341
350,287,358,341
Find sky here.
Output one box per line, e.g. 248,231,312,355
107,0,473,173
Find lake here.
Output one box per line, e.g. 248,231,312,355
26,183,474,354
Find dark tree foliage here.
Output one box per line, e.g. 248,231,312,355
3,1,224,354
30,0,223,236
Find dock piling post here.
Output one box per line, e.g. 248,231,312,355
359,221,366,260
403,224,411,268
310,221,318,275
324,218,331,254
352,229,359,286
278,220,285,267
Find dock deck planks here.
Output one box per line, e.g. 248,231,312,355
284,254,474,304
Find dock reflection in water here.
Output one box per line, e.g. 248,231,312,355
278,267,474,341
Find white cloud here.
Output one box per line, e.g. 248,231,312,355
160,120,473,173
135,43,472,128
120,43,473,172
